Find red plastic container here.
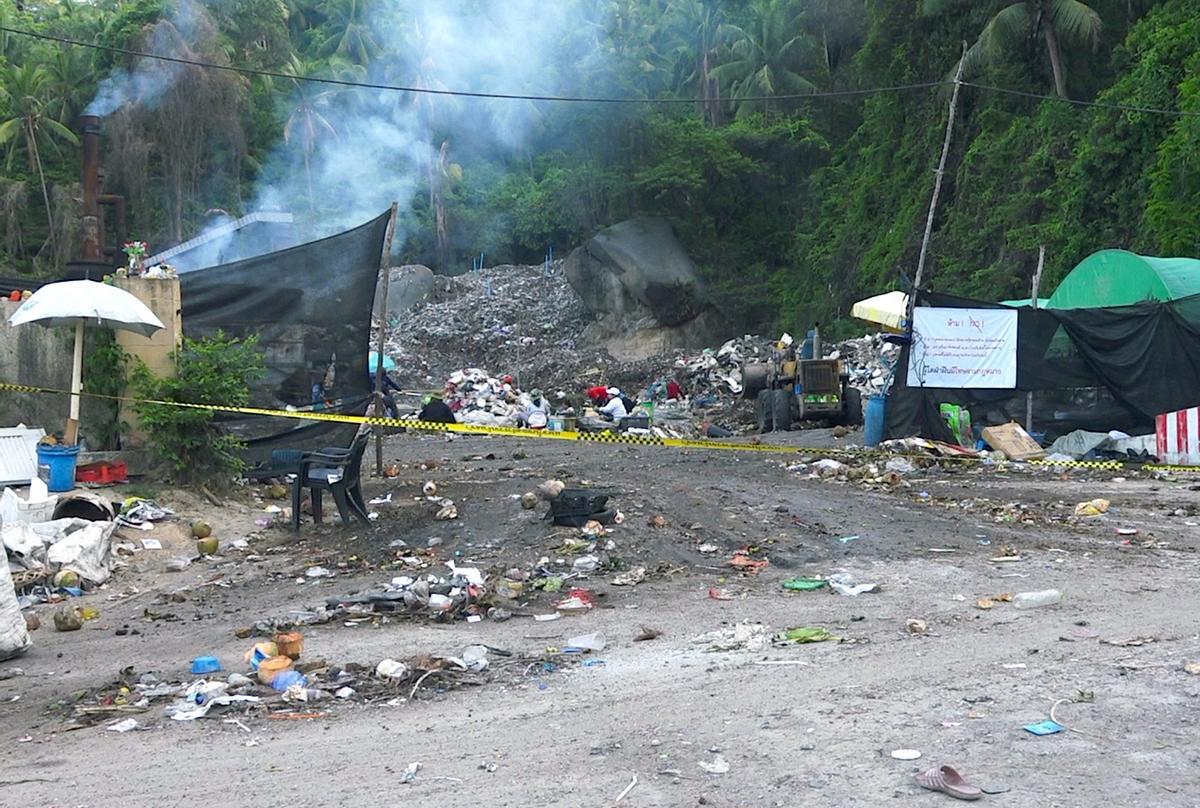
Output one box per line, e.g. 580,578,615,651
75,460,128,485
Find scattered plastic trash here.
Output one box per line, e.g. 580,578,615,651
698,754,730,774
1023,719,1065,736
837,535,861,543
775,627,837,644
191,656,223,675
781,577,827,592
826,573,880,596
1116,527,1139,536
555,588,597,612
106,718,139,733
401,761,422,784
906,619,928,635
708,587,735,600
692,621,768,652
1013,589,1062,609
890,748,922,761
306,566,334,578
117,498,174,527
611,566,646,586
460,645,489,672
572,554,600,573
1074,498,1110,517
272,670,308,691
376,659,410,679
564,632,606,653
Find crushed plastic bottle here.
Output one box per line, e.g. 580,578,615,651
1013,589,1062,609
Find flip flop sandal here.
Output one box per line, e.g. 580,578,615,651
915,766,983,801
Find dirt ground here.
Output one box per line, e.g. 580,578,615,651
3,428,1200,807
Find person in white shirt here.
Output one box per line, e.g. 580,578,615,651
599,387,628,420
519,388,550,428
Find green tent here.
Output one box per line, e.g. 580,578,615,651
1046,250,1200,309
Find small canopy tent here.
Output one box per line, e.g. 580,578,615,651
1047,250,1200,309
850,290,908,333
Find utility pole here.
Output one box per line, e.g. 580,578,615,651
1025,245,1045,433
908,42,967,326
374,202,398,477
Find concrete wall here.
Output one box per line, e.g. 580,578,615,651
0,298,109,439
113,277,182,446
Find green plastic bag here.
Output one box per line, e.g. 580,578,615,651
781,577,828,591
776,627,837,644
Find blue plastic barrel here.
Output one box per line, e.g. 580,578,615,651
864,394,888,447
36,444,81,492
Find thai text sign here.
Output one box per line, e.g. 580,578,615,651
908,308,1017,389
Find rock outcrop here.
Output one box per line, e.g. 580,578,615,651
375,265,435,319
565,218,728,359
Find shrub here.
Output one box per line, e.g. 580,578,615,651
130,332,265,486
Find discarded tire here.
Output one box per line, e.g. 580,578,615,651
772,389,793,432
756,390,773,434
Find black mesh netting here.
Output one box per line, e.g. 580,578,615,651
887,290,1200,443
179,211,391,462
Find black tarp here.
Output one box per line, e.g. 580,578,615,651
887,291,1200,444
180,211,390,462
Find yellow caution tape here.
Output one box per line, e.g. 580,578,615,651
4,379,1198,471
0,380,803,454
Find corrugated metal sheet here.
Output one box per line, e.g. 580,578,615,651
0,427,46,486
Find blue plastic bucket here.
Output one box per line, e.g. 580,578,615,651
36,444,81,493
864,394,888,447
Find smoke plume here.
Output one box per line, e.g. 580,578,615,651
84,0,603,269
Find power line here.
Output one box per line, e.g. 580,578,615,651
1,24,946,104
963,81,1200,118
6,25,1194,118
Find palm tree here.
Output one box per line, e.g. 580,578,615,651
42,47,91,122
710,0,816,119
922,0,1102,99
0,64,79,244
668,0,730,126
315,0,380,66
281,56,340,211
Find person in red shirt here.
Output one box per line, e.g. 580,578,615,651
586,385,609,405
666,379,684,400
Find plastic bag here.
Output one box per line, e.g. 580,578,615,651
0,553,32,661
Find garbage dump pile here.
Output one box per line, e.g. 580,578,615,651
831,334,902,395
381,261,899,430
643,333,901,429
383,262,602,394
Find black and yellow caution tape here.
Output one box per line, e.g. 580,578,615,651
0,380,804,455
4,379,1199,472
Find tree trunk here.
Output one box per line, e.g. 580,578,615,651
1043,20,1069,98
303,148,315,212
27,123,54,248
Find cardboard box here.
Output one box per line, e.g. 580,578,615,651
982,422,1045,461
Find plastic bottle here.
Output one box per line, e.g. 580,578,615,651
1013,589,1062,609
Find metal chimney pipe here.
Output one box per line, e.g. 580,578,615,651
79,114,102,262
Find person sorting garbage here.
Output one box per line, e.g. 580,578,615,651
418,393,457,423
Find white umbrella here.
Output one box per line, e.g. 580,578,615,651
9,280,165,444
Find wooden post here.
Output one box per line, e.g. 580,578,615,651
65,321,84,445
374,202,399,477
908,42,967,325
1025,245,1045,434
